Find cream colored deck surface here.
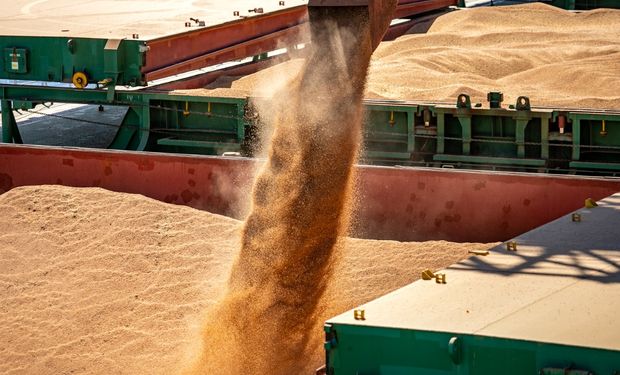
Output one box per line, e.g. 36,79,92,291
328,193,620,351
0,0,307,40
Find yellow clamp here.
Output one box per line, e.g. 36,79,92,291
585,198,598,209
421,269,447,284
353,309,366,321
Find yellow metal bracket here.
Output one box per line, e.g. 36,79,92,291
421,269,447,284
421,269,435,280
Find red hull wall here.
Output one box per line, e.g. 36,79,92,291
1,145,618,242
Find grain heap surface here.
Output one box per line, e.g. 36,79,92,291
0,185,492,374
177,3,620,109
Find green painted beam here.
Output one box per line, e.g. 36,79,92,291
157,137,242,150
365,151,412,160
434,154,546,166
569,161,620,171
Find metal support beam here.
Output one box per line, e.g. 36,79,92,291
540,115,550,160
436,113,445,154
407,108,415,153
1,100,22,144
515,118,529,158
456,115,471,155
1,100,13,143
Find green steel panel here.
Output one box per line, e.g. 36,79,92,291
0,36,146,86
363,104,416,160
326,324,619,375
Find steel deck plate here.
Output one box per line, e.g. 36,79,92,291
0,0,307,40
328,193,620,351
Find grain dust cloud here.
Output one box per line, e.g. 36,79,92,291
185,3,396,374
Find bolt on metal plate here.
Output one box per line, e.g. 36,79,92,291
572,213,582,222
506,241,517,251
353,309,366,320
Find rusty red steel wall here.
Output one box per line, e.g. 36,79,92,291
144,0,457,85
394,0,457,18
144,6,308,75
353,167,620,242
1,145,619,243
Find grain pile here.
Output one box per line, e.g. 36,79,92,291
179,3,620,109
0,185,492,374
184,4,397,374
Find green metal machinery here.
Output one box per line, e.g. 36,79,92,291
2,87,620,175
0,36,146,88
321,193,620,374
362,93,620,175
0,86,246,155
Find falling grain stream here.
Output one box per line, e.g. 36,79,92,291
186,3,396,374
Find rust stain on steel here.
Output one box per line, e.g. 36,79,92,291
0,173,13,193
136,159,155,171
